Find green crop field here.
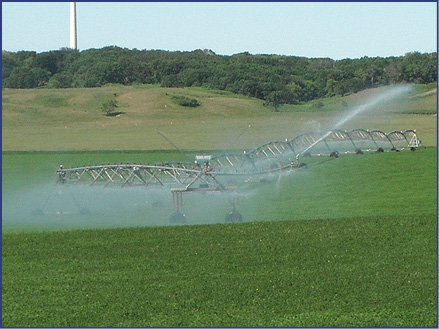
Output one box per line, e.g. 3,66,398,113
2,83,437,327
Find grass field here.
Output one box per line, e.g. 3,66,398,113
2,148,437,326
2,83,437,326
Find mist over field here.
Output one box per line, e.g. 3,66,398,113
2,181,242,230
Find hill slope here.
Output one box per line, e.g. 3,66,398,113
2,83,437,151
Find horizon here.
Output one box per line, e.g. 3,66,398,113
2,2,437,60
2,45,437,60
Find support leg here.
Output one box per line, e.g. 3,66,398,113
225,195,243,223
169,191,186,224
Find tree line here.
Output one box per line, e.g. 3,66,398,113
2,47,436,106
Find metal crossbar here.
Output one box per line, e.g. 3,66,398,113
57,128,419,189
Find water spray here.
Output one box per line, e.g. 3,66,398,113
296,85,412,161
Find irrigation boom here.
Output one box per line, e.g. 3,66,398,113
56,128,420,223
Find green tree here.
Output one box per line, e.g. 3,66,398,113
47,72,72,88
2,51,17,80
4,66,50,88
325,79,336,97
264,91,283,112
101,99,118,115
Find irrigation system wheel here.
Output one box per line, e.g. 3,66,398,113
169,210,187,224
330,151,339,158
225,209,243,223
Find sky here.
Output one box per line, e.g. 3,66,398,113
1,1,437,60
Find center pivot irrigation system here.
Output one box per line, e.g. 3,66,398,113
56,128,420,224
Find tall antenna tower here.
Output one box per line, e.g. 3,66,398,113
70,2,77,49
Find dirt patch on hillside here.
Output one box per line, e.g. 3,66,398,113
410,88,437,98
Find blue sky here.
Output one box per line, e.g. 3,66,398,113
2,2,437,60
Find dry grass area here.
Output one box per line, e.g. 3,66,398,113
2,84,436,151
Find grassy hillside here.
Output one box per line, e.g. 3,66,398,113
2,83,437,151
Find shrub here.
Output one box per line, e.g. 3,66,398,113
312,101,324,108
101,99,124,116
101,99,118,114
171,95,200,107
